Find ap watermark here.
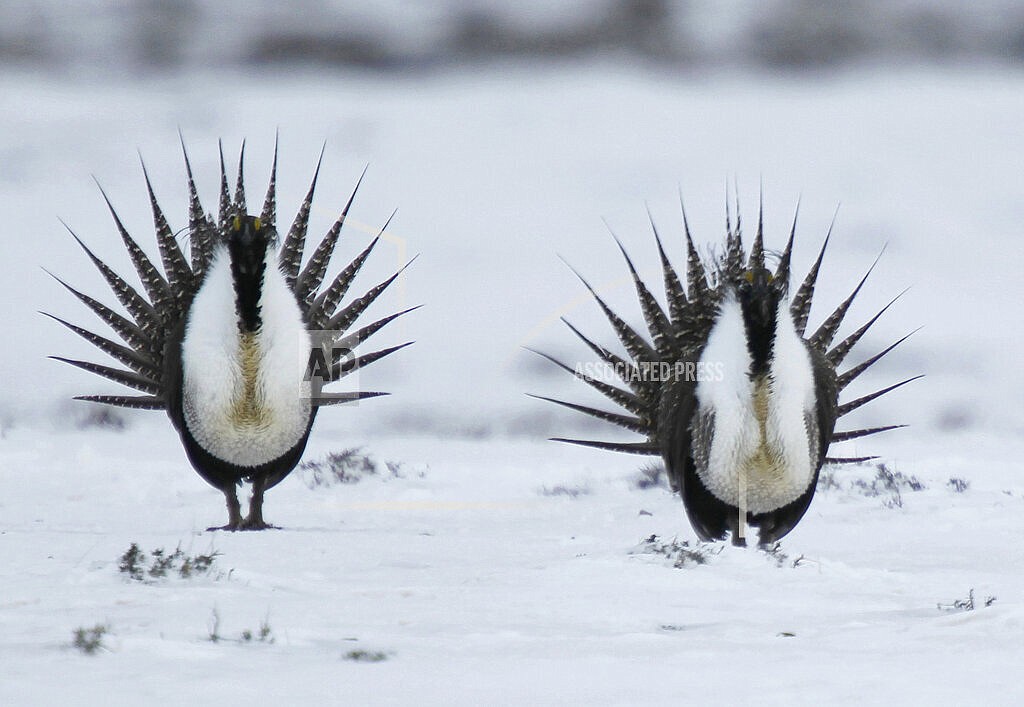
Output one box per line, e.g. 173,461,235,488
302,330,361,403
574,360,725,384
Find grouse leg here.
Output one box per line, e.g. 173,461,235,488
241,476,277,530
207,487,243,531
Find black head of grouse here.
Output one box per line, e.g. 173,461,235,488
48,139,417,530
533,197,918,546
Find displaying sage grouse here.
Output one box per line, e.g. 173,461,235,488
49,141,415,530
533,200,917,546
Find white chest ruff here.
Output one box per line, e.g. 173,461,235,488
693,296,817,514
181,250,313,467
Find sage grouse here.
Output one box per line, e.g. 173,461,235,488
49,141,415,530
534,200,917,546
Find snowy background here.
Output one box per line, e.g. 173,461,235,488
1,2,1023,704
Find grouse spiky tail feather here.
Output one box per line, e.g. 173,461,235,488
535,197,917,546
49,139,415,529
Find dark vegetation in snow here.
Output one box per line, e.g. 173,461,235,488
538,484,591,498
118,543,219,581
818,463,927,508
344,649,390,663
631,462,669,491
635,534,719,568
937,589,996,612
947,477,970,493
300,448,410,488
71,624,108,655
207,609,275,645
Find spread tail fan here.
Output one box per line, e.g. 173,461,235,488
534,194,917,544
49,142,414,410
48,138,416,531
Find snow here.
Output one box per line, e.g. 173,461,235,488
1,62,1023,704
3,420,1023,704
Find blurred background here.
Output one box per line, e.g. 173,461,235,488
1,0,1022,452
2,0,1024,72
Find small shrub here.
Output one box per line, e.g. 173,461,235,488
634,534,718,568
819,459,925,504
760,541,808,568
851,464,925,508
815,466,842,492
72,624,108,655
344,649,389,663
209,609,274,644
937,589,995,613
301,447,407,488
208,609,222,643
240,619,274,644
119,543,219,582
947,477,970,493
823,462,925,507
538,484,590,498
178,552,217,578
632,462,668,490
57,400,128,431
148,548,175,577
118,543,146,580
76,407,127,430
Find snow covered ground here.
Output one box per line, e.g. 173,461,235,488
1,63,1023,704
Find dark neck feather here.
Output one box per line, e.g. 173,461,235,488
742,299,777,377
228,242,266,333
